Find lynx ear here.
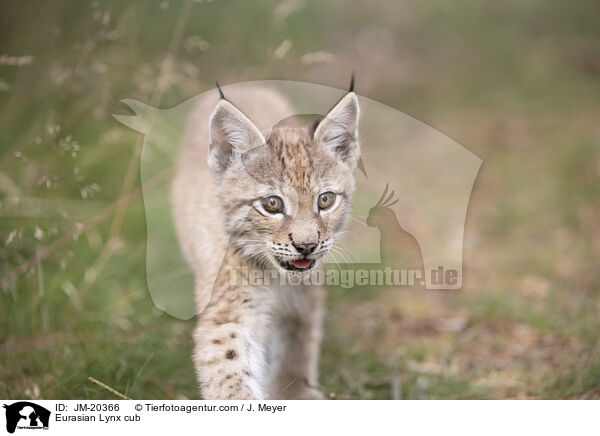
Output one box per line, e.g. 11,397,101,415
208,99,266,176
314,92,360,163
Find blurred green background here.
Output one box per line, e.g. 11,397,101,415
1,0,599,399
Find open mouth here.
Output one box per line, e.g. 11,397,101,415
277,257,315,271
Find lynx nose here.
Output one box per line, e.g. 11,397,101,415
292,241,317,255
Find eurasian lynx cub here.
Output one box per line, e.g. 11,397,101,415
172,82,360,399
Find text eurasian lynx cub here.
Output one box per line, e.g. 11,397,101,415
172,82,360,399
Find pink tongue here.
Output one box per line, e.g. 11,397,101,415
290,259,312,269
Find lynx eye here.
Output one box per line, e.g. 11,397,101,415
261,196,284,214
317,192,336,210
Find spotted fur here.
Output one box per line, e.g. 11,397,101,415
172,84,359,399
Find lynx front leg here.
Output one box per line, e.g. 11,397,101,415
271,285,325,400
193,306,267,400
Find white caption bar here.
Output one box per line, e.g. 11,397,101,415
0,400,597,435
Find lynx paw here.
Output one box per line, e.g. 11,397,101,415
294,387,326,400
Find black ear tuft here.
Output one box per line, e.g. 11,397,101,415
216,81,225,99
348,72,355,93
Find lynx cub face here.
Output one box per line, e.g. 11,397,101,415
207,92,360,273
